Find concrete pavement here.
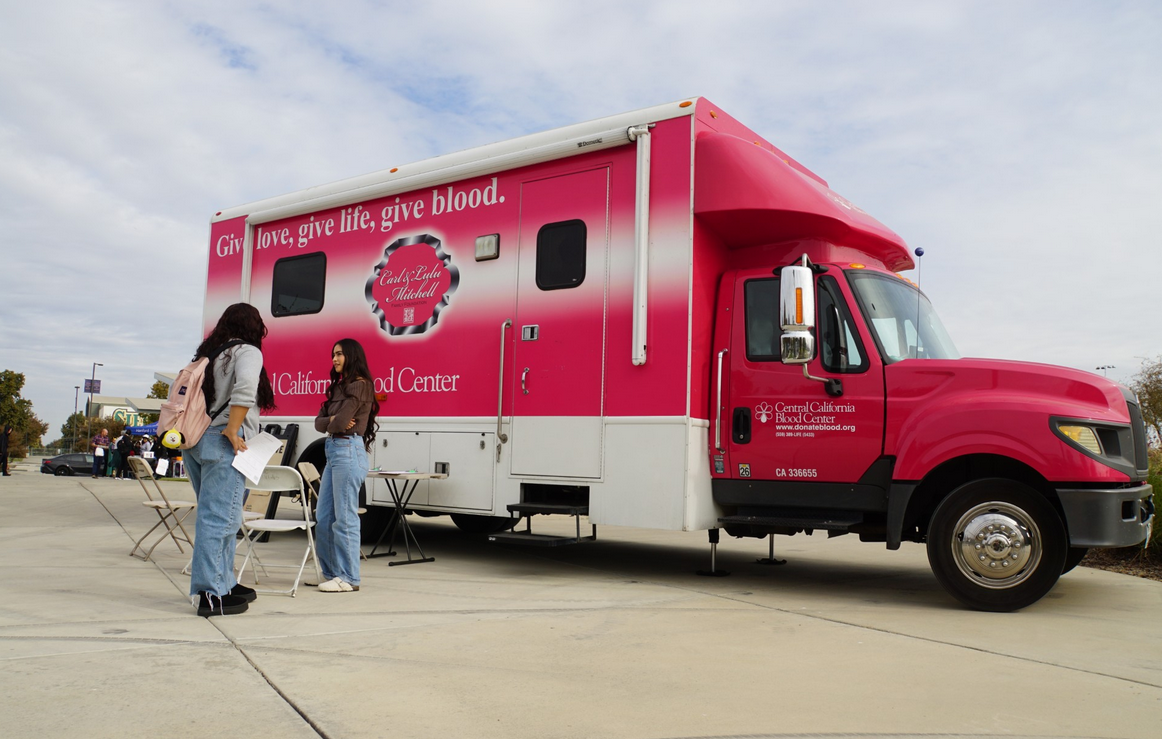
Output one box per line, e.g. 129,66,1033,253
1,466,1159,738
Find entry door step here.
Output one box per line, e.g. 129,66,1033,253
506,503,589,517
718,512,863,532
493,503,597,546
488,531,596,547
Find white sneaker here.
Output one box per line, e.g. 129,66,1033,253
317,577,358,592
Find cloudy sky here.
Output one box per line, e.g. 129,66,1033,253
1,1,1160,441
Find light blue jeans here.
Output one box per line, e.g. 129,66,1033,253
185,427,245,598
315,436,368,586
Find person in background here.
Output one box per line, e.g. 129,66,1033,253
1,425,12,476
108,430,122,477
159,440,176,477
116,432,134,479
184,302,276,617
139,435,153,473
90,428,110,478
312,338,379,593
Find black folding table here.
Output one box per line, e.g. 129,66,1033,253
366,471,447,565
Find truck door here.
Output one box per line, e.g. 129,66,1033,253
510,167,609,478
718,267,885,483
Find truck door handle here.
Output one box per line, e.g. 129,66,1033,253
521,367,530,394
732,407,751,444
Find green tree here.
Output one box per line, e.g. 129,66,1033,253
56,412,90,452
1130,356,1162,445
139,380,171,424
0,369,50,459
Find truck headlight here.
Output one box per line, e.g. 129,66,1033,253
1056,424,1104,455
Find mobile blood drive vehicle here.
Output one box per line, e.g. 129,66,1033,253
205,98,1153,611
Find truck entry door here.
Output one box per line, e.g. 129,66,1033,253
510,167,610,478
722,269,885,484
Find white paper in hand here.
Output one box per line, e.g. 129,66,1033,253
230,432,284,485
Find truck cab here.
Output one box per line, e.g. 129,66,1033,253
708,254,1154,611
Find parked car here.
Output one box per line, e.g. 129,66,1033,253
41,453,95,476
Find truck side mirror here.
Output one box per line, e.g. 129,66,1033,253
779,265,816,365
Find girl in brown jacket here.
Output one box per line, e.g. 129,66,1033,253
313,338,379,592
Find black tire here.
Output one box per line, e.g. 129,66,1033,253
54,467,71,476
927,478,1066,612
450,513,520,535
360,505,396,544
1061,546,1089,575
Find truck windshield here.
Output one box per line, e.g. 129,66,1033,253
847,271,959,362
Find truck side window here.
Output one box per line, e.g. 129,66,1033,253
744,278,780,361
536,220,586,290
818,276,867,373
271,252,327,317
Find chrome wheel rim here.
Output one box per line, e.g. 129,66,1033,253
951,501,1041,589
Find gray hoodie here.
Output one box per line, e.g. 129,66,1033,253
208,343,264,440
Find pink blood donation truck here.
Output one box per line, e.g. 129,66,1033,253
206,98,1153,611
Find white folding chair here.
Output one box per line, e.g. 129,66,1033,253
298,461,368,560
127,456,196,562
236,466,321,596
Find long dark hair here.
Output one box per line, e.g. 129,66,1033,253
320,338,380,451
196,303,276,412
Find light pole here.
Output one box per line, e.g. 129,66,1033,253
73,385,80,452
1096,365,1115,377
86,362,103,441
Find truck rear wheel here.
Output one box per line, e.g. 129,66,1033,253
927,478,1066,612
451,513,519,535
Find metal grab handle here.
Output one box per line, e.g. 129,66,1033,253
496,320,511,461
715,348,728,453
521,367,530,395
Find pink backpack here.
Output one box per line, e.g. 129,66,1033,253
158,340,246,450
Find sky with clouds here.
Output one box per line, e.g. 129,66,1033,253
1,0,1160,441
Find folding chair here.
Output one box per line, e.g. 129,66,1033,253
298,461,368,560
127,456,196,562
236,466,321,596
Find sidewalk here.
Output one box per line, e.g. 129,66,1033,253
1,469,1159,738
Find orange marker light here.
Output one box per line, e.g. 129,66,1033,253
679,101,693,108
390,168,399,173
850,263,866,269
709,110,718,118
795,288,804,324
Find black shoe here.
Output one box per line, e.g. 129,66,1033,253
230,583,257,603
196,591,249,617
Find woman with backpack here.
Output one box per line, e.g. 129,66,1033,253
312,338,379,593
185,303,276,617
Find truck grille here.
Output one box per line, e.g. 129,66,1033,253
1126,400,1149,475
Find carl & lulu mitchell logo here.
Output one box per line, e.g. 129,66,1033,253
365,234,460,336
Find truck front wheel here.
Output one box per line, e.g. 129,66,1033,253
927,478,1066,612
1061,547,1088,575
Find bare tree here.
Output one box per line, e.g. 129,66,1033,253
1130,356,1162,446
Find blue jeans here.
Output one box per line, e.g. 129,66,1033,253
92,452,105,476
185,427,245,597
315,437,368,586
